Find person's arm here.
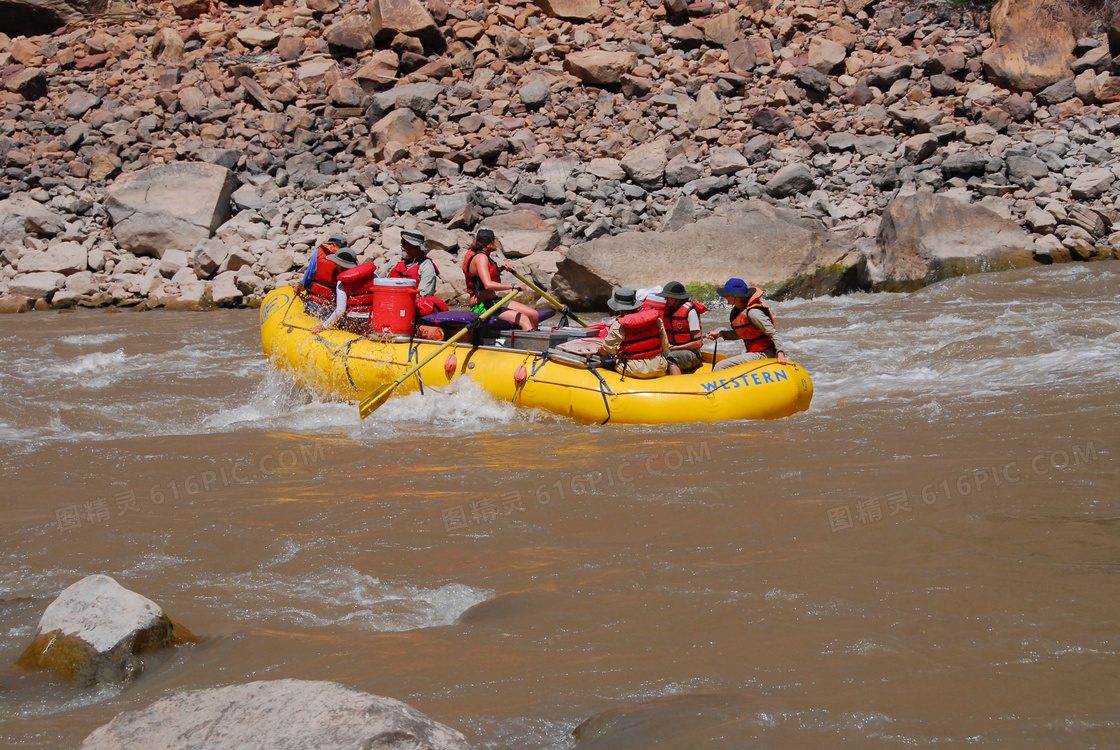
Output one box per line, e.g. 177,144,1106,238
670,309,704,350
598,321,622,354
475,255,522,294
313,282,347,332
418,259,438,298
748,307,786,364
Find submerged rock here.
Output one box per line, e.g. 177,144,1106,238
80,679,473,750
16,574,195,687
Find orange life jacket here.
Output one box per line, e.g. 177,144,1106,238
462,249,499,298
306,244,343,306
730,288,775,354
663,300,707,346
338,263,377,315
618,308,664,361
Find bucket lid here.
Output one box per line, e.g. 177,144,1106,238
374,278,418,287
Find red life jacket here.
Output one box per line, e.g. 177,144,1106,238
416,296,449,316
462,249,499,298
338,263,377,315
730,288,775,354
390,257,441,282
618,308,664,361
391,259,446,317
663,300,707,346
306,244,343,306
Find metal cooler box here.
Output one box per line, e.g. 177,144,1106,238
510,327,594,352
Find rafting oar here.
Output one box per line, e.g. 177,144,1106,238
509,269,589,328
358,288,520,419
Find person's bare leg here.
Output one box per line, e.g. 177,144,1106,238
500,302,539,331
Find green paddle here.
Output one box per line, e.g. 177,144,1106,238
358,288,520,419
509,269,589,328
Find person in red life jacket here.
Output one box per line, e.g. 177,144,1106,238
462,227,539,331
311,262,378,335
658,280,706,374
388,229,448,316
294,235,355,317
598,287,680,378
704,277,787,371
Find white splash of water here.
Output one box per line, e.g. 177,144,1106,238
196,565,492,632
59,333,128,346
53,350,131,388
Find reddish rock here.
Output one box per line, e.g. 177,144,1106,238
726,39,756,74
277,35,303,62
171,0,209,19
354,50,399,91
536,0,601,20
75,52,112,70
367,0,438,43
325,15,375,51
370,108,426,154
329,78,365,107
694,11,739,47
982,0,1075,92
3,67,46,99
564,50,636,85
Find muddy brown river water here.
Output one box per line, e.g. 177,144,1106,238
1,261,1118,748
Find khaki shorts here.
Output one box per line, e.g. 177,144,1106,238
665,349,702,372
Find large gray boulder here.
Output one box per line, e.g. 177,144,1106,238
7,271,66,299
0,195,65,258
552,201,858,309
105,162,240,259
866,192,1037,291
80,679,473,750
620,138,668,190
15,240,88,275
485,209,561,257
766,163,816,198
17,574,195,687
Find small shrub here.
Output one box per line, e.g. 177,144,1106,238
683,282,721,303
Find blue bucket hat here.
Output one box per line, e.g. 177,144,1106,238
716,277,752,297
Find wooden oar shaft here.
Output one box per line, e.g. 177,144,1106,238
510,270,589,328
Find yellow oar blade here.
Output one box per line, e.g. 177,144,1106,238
358,383,394,419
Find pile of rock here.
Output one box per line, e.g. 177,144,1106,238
13,574,472,749
0,0,1117,311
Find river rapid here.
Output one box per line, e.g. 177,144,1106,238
1,261,1118,748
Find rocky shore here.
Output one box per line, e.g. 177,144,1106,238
0,0,1117,313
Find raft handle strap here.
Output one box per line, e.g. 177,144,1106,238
585,362,614,425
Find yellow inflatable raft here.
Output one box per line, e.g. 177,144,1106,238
259,287,814,425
